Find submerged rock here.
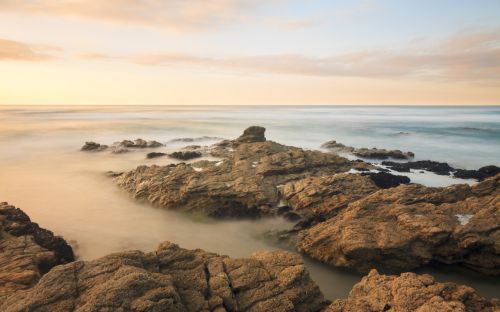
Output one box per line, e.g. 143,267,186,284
454,165,500,181
326,269,499,312
146,152,167,159
169,151,202,160
321,140,414,160
297,174,500,275
118,139,164,148
80,141,108,151
382,160,454,175
1,241,328,312
0,203,74,300
361,171,411,189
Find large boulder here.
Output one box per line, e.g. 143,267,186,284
296,174,500,275
236,126,266,143
1,242,328,312
326,269,499,312
0,203,74,301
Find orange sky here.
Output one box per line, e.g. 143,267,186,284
0,0,499,105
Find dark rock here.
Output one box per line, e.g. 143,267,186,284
382,160,454,175
81,141,107,151
236,126,266,143
146,152,167,159
169,136,224,143
119,139,163,148
361,172,411,189
321,140,414,160
454,165,500,181
169,151,202,160
283,211,301,221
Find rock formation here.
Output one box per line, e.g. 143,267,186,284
325,269,499,312
147,152,167,159
0,202,74,300
297,174,500,275
321,140,414,160
2,241,328,312
81,141,108,151
169,151,202,160
115,126,373,218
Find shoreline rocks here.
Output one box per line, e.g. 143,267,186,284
326,269,499,312
169,151,202,160
2,241,328,312
296,174,500,275
0,202,74,300
80,138,164,153
321,140,415,160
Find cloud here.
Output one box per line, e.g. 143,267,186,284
81,28,499,84
0,0,277,32
0,38,58,61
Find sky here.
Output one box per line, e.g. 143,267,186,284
0,0,499,105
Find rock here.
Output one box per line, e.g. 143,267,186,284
112,146,129,154
119,139,163,148
361,171,411,189
236,126,266,143
382,160,454,175
325,269,499,312
1,241,328,312
296,174,500,274
455,165,500,181
169,151,202,160
321,140,414,160
169,136,225,143
147,140,164,148
115,128,373,218
0,203,74,300
80,141,108,151
147,152,167,159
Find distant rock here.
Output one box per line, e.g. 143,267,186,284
236,126,266,143
168,136,224,143
326,269,499,312
1,241,328,312
321,140,414,160
297,174,500,275
118,139,163,148
81,141,108,151
169,151,202,160
146,152,167,159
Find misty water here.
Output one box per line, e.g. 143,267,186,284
0,105,499,299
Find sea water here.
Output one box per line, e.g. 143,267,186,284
0,105,498,299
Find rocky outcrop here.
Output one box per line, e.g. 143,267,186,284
1,241,328,312
115,127,373,218
81,141,108,151
360,172,411,189
454,165,500,181
118,139,164,148
297,174,500,275
168,136,225,143
147,152,167,159
326,269,499,312
0,203,74,300
321,140,414,160
169,151,202,161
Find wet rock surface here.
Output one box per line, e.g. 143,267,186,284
321,140,414,160
0,203,75,300
147,152,167,159
115,126,372,218
81,139,164,153
325,269,499,312
1,241,328,312
297,174,500,275
81,141,108,151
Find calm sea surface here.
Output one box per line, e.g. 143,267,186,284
0,105,498,299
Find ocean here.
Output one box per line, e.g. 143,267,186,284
0,105,499,299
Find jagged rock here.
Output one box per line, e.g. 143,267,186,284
361,171,411,189
325,269,499,312
119,139,163,148
147,152,167,159
296,174,500,275
115,128,372,218
1,241,328,312
0,203,74,300
236,126,266,143
382,160,454,175
321,140,414,160
80,141,108,151
112,146,130,154
169,151,202,160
